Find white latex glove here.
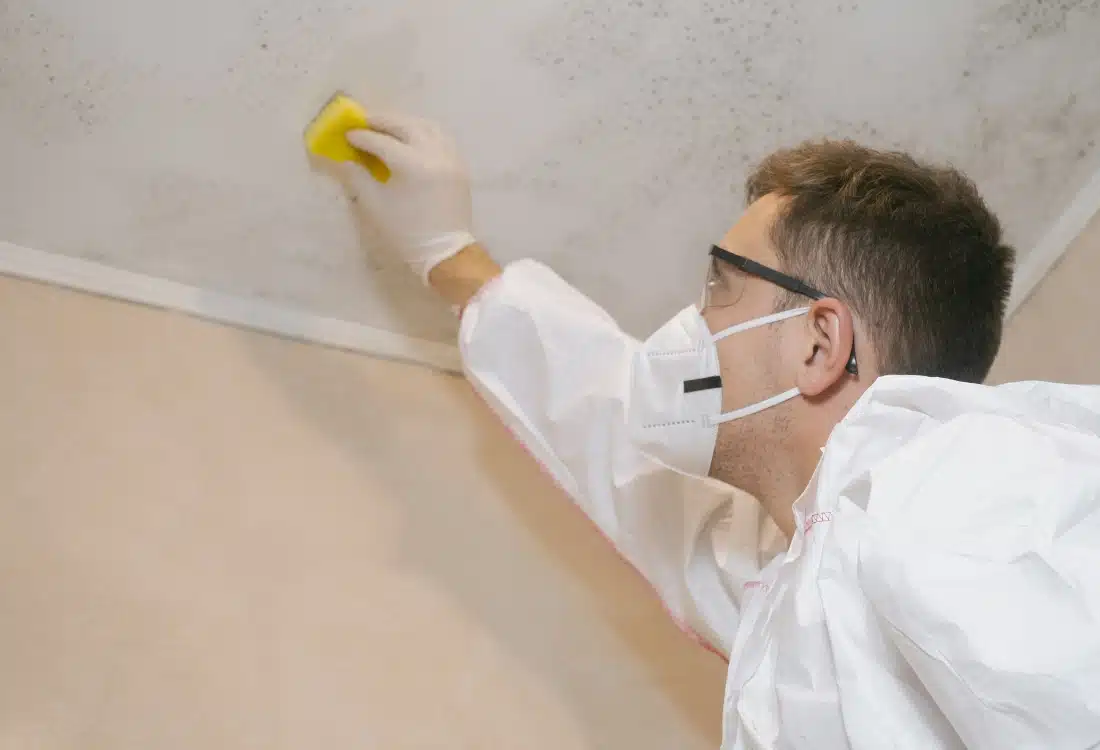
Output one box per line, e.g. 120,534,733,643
344,113,476,284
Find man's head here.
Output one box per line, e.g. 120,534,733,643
704,140,1015,527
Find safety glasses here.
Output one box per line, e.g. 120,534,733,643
704,245,858,375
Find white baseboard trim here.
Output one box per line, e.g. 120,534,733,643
0,241,464,375
1007,166,1100,317
4,167,1099,374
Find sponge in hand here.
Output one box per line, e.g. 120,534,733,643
303,93,391,183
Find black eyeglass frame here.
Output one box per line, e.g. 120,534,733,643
709,245,858,375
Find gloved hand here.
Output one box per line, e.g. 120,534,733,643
344,113,477,284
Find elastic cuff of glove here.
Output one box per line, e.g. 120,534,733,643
413,231,479,286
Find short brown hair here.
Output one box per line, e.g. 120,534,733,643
747,140,1015,383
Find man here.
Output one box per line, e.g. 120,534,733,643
342,114,1100,749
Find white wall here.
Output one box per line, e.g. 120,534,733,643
2,0,1099,347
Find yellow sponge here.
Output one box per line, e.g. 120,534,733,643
303,93,391,183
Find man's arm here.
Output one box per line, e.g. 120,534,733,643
427,244,501,310
453,253,755,656
341,112,761,655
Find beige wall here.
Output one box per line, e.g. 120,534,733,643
0,278,724,749
2,211,1096,748
990,209,1100,385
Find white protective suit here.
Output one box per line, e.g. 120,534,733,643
458,259,1100,750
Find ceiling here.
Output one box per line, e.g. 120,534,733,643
2,0,1099,343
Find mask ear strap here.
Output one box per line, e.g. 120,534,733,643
709,387,801,425
711,307,809,342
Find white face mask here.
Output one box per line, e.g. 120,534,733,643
627,304,809,477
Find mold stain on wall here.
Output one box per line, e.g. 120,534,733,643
499,0,1100,333
1,0,1098,341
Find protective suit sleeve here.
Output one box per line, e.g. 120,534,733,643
458,259,763,655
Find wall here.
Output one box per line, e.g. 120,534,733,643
4,3,1100,742
1,213,1096,749
990,207,1100,384
2,0,1099,347
0,274,725,749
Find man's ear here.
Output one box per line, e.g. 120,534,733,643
795,298,855,397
